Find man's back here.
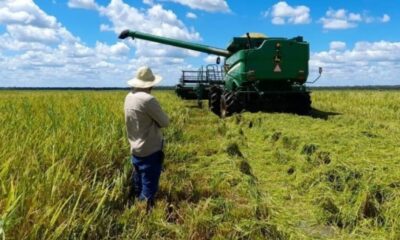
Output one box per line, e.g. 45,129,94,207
124,91,169,157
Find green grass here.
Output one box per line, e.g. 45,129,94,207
0,90,399,239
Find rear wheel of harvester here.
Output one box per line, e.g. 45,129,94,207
208,85,222,116
220,91,242,118
291,92,311,115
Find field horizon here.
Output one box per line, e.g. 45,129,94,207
1,85,400,91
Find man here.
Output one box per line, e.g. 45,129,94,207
124,66,169,208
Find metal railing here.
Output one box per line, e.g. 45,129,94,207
180,64,224,85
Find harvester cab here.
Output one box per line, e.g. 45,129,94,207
119,30,312,117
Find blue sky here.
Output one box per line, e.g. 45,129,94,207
0,0,399,87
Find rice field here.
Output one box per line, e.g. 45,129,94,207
0,90,400,239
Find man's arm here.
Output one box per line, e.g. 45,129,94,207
146,98,169,128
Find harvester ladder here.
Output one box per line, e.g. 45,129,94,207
206,64,224,83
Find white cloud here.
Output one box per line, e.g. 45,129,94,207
203,55,217,64
381,14,390,23
68,0,98,10
98,0,201,60
0,33,51,52
0,0,77,47
320,9,390,30
186,12,197,19
143,0,154,5
0,0,203,87
0,0,134,87
95,42,130,57
320,9,358,29
164,0,230,13
0,0,57,28
7,25,60,44
98,1,200,39
270,1,311,25
348,13,362,22
329,41,346,51
310,41,400,86
99,24,113,32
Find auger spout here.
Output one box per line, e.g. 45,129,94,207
119,30,231,57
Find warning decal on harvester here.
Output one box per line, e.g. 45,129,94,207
274,64,282,72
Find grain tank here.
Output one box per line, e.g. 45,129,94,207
119,30,311,117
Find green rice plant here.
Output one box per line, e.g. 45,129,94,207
0,90,399,239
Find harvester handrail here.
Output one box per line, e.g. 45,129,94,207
119,30,231,57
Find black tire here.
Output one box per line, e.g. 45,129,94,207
299,93,312,114
208,85,222,116
291,92,311,115
197,100,203,108
220,91,242,118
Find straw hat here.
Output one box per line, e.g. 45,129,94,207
127,66,162,88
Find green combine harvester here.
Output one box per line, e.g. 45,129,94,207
119,30,319,117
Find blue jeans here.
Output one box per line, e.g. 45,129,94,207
131,150,163,202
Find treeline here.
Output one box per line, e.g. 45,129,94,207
0,85,399,91
0,86,176,91
309,85,400,90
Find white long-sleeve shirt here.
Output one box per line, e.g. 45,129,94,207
124,91,169,157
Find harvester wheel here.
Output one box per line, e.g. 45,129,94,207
220,91,242,118
293,92,311,115
208,85,222,116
